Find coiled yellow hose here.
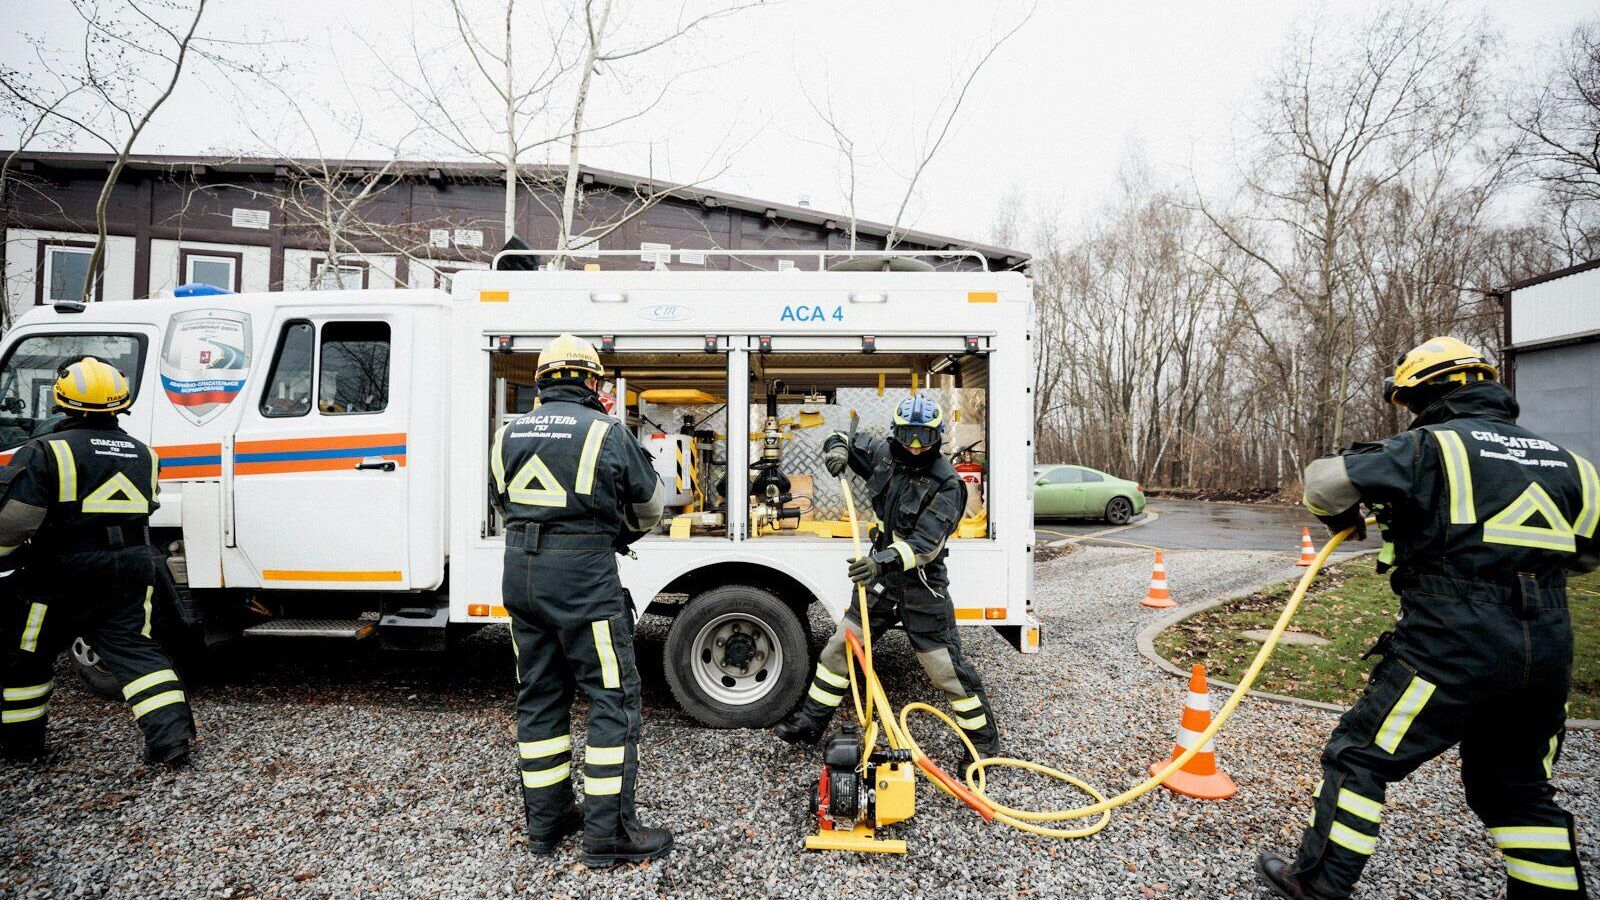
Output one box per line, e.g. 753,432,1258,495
837,475,1365,839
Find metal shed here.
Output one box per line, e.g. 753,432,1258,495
1500,259,1600,460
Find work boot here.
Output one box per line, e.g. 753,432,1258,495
146,740,191,769
1256,853,1336,900
582,824,674,868
1,740,48,763
527,804,583,855
773,714,825,747
960,737,1001,774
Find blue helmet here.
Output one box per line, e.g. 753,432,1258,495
891,394,944,451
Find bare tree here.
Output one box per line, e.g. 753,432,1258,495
883,3,1035,249
376,0,764,261
1195,1,1493,456
0,0,231,301
0,81,90,325
1507,19,1600,262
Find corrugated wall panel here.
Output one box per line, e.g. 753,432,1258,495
1515,343,1600,461
1510,268,1600,345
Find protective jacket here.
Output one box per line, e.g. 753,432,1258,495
835,429,967,580
792,430,998,753
1294,382,1592,899
0,415,194,760
490,383,665,848
491,384,664,547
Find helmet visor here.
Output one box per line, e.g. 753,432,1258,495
892,423,940,450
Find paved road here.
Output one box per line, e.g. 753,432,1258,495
1035,497,1383,554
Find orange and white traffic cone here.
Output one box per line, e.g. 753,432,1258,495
1295,527,1316,567
1141,551,1175,609
1150,664,1237,800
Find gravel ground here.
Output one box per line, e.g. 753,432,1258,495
1,547,1594,899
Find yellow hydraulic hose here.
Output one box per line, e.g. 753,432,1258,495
836,472,1367,839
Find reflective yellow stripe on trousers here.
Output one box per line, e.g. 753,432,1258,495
522,764,570,789
129,690,186,719
1503,857,1581,891
1375,674,1435,754
121,668,179,700
1492,826,1572,851
1,704,47,723
140,586,154,638
3,681,51,702
519,734,571,759
19,603,46,653
592,620,620,689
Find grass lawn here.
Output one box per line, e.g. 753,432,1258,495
1154,563,1600,720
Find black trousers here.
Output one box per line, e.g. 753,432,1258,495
1,547,194,758
793,563,999,752
1293,577,1587,898
503,537,643,846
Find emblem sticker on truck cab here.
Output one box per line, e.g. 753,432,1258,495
159,309,253,426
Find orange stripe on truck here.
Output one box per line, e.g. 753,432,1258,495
262,570,404,583
236,433,406,453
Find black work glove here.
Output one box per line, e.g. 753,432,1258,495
847,555,881,585
1317,506,1366,542
823,439,849,478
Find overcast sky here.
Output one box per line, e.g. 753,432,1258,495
3,0,1594,249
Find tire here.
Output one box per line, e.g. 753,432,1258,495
1105,496,1133,526
70,637,123,700
664,584,808,728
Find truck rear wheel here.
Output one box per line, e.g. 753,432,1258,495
664,584,807,728
70,638,123,700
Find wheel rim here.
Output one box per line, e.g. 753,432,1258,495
71,637,102,669
1109,498,1131,523
689,611,784,707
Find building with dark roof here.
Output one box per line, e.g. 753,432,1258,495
0,151,1028,321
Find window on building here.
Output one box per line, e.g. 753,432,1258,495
310,258,368,291
318,322,390,415
260,321,314,418
42,244,95,304
183,252,239,291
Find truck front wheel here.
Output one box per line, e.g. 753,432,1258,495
663,584,807,728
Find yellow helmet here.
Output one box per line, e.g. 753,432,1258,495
55,356,132,413
1385,336,1497,406
535,333,603,381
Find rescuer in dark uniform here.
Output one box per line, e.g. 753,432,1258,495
1258,337,1594,899
774,394,999,760
491,334,669,866
0,357,194,766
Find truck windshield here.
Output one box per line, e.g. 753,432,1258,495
0,333,146,447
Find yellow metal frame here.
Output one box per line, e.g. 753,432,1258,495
803,824,907,855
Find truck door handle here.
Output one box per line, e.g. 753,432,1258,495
355,457,397,472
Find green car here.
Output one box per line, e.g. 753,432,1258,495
1033,464,1147,525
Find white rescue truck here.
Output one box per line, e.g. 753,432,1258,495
0,250,1037,726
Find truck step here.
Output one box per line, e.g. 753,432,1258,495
241,618,376,640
